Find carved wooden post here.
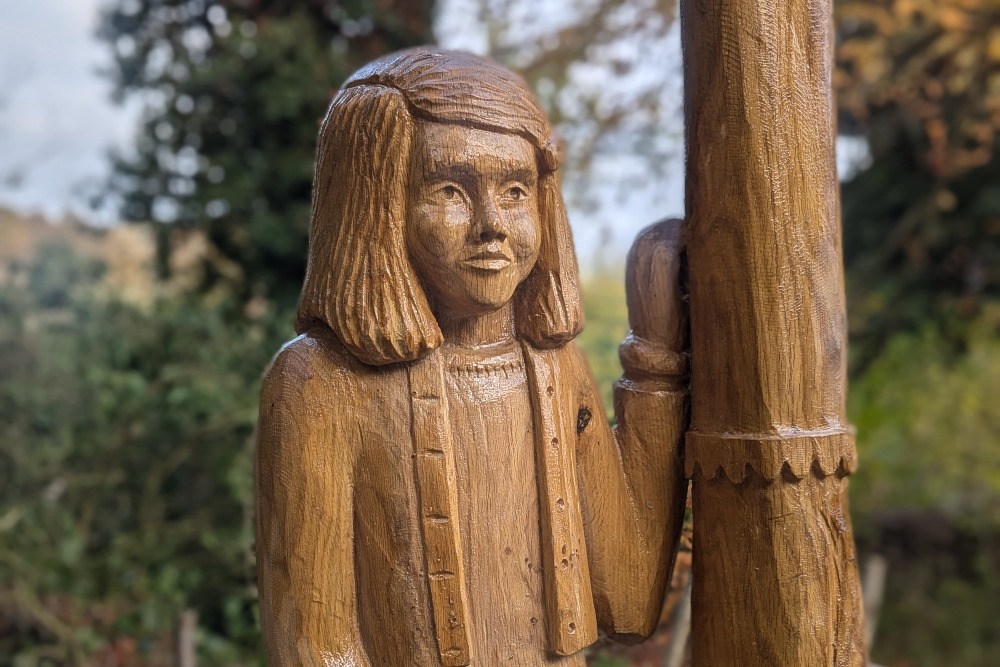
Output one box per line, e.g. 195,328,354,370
681,0,867,664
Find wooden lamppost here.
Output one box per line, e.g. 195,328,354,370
681,0,867,664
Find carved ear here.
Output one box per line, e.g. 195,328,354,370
516,170,583,348
296,85,442,365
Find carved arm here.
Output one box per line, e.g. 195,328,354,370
255,348,372,667
576,218,690,640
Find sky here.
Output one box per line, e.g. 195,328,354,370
0,0,142,224
0,0,865,261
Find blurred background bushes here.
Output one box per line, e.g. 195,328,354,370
1,0,998,665
0,223,287,664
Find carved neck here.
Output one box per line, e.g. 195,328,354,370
433,302,516,349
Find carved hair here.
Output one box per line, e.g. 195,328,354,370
296,48,582,366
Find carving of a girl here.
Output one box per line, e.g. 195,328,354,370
255,48,688,667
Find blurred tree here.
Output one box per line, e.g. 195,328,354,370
835,7,1000,664
0,239,288,665
99,0,434,307
836,0,1000,368
847,313,1000,667
849,313,1000,528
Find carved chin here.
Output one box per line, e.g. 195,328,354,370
466,286,517,311
461,275,521,310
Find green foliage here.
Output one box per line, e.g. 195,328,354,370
835,5,1000,661
586,652,629,667
849,314,1000,529
577,264,629,418
872,556,1000,667
847,316,1000,666
99,0,434,307
841,127,1000,371
0,244,294,665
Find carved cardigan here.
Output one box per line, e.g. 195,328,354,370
255,326,687,667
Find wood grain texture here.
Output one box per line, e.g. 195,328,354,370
408,353,473,665
522,347,599,655
255,48,690,665
681,0,866,664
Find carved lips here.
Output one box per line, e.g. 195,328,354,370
463,245,512,271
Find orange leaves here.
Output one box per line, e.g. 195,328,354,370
938,6,974,31
836,0,1000,178
988,28,1000,61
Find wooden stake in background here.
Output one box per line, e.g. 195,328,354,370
681,0,867,664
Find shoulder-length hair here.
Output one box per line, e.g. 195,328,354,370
296,48,582,366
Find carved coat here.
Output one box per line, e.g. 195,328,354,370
255,325,687,666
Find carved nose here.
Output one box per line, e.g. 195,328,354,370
476,204,506,242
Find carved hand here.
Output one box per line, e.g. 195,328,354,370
620,218,688,381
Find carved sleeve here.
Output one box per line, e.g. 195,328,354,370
255,348,371,667
573,348,688,641
574,219,690,640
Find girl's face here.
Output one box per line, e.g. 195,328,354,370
406,122,542,318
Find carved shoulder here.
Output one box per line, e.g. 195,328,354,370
257,328,366,463
263,327,358,397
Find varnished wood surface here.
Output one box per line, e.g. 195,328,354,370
255,49,690,666
681,0,866,664
408,353,474,665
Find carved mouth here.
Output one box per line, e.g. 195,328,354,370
464,249,511,271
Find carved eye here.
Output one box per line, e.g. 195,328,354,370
508,186,528,201
576,407,592,434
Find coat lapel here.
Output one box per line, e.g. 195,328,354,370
521,343,599,655
407,350,473,666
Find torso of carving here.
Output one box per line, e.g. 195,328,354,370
254,48,690,667
443,343,564,665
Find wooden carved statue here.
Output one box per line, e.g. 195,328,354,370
254,49,689,666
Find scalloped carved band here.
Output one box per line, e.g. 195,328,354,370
684,430,858,483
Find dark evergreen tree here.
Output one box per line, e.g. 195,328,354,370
835,0,1000,370
99,0,434,307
